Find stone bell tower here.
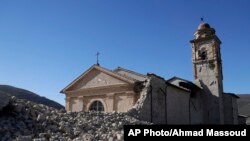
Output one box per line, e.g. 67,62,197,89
190,22,224,124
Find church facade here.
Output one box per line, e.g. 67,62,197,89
61,23,239,124
61,65,146,113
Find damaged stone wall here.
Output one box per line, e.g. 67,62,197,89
223,94,239,124
128,78,152,122
189,90,203,124
166,86,190,124
128,74,202,124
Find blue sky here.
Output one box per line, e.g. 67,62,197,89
1,0,249,105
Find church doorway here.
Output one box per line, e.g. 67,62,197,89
89,100,104,112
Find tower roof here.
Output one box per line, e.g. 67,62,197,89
198,22,211,30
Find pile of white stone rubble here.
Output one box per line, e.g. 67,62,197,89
0,95,150,141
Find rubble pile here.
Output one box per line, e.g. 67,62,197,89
0,92,10,111
0,96,150,141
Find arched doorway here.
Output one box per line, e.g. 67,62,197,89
89,100,104,112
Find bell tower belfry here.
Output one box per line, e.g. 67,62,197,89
190,22,224,124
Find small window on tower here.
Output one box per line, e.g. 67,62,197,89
198,49,207,60
200,51,207,60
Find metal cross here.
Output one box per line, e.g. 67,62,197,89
96,51,100,66
201,17,204,22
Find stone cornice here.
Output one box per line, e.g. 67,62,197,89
66,84,135,97
65,83,132,93
190,35,221,44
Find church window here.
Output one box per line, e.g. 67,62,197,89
198,48,207,60
89,101,104,112
200,51,207,60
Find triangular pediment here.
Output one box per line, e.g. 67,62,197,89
167,76,202,91
167,77,183,87
113,67,147,81
62,65,133,92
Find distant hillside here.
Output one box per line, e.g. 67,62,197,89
237,94,250,117
0,85,64,109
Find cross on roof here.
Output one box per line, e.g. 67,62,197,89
201,17,204,22
96,51,100,66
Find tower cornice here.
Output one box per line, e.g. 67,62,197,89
190,35,221,44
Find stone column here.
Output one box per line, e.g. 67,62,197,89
65,97,71,112
78,96,84,111
125,92,136,105
106,93,115,112
82,96,88,111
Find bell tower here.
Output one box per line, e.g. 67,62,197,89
190,22,224,124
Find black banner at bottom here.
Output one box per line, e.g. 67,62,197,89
124,125,249,140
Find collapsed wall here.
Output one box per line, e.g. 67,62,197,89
128,74,202,124
128,74,167,124
128,77,152,122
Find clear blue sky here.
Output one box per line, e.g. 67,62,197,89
1,0,249,105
